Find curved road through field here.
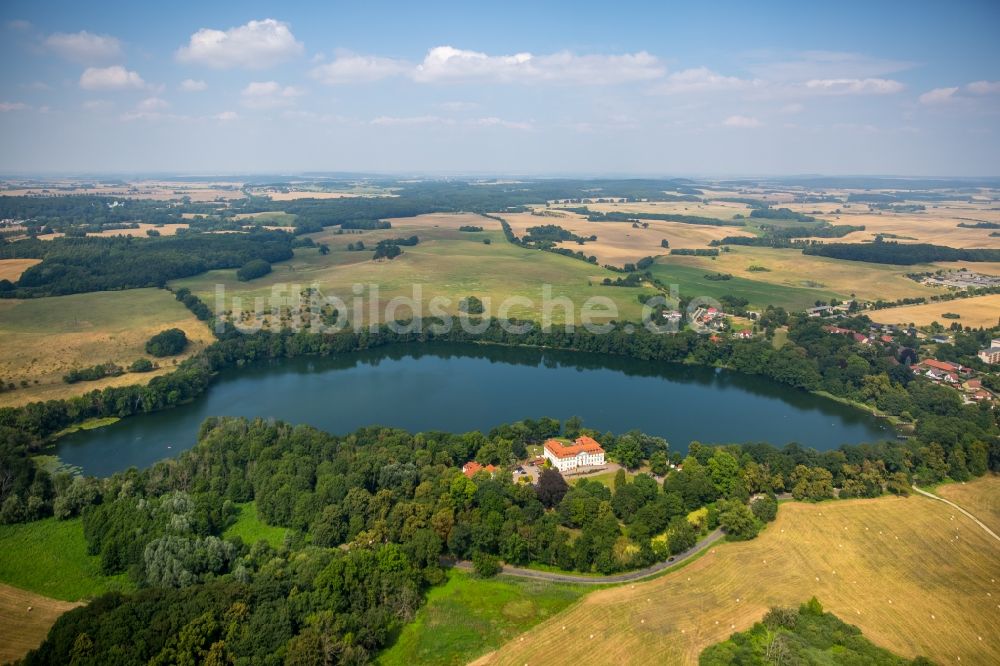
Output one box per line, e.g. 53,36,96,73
448,528,725,585
912,484,1000,542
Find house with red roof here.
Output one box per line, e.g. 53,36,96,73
461,461,497,479
543,436,606,472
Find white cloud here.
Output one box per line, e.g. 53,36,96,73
214,111,239,121
310,52,409,84
966,80,1000,95
372,115,449,126
412,46,664,84
779,103,804,114
723,115,761,128
438,101,479,111
652,67,758,94
918,86,958,105
44,31,122,62
240,81,303,108
79,66,146,90
136,97,168,112
746,51,912,82
471,116,533,130
0,102,30,112
82,99,113,112
25,81,52,91
176,18,303,69
803,78,904,95
179,79,207,92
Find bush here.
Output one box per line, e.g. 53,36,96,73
129,358,155,373
145,328,188,357
459,295,485,315
472,551,502,578
236,258,272,281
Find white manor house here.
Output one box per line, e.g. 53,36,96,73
543,436,606,472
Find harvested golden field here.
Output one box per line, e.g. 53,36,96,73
0,288,215,407
477,494,1000,666
936,476,1000,534
85,222,189,238
869,294,1000,328
501,209,752,266
0,583,80,664
0,258,40,281
660,246,938,303
581,200,750,220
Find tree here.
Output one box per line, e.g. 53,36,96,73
145,328,189,357
472,551,501,578
718,500,759,540
666,515,697,555
750,495,777,522
236,259,272,281
536,467,568,508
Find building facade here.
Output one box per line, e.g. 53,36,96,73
543,436,606,472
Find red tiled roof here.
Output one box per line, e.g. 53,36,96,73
919,359,960,373
544,437,605,459
462,461,497,478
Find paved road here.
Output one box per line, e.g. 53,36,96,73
448,528,725,584
912,484,1000,542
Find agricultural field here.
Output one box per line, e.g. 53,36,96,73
0,288,215,407
83,222,189,237
0,517,132,601
652,246,940,306
501,208,753,267
936,475,1000,534
222,502,290,548
0,584,81,664
172,213,654,326
870,293,1000,328
379,570,588,666
0,258,40,281
475,493,1000,665
231,211,298,226
775,200,1000,248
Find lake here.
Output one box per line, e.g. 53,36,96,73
56,343,892,476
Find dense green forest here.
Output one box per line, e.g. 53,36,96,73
700,598,931,665
803,239,1000,265
0,232,294,297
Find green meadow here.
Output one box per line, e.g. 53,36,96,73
378,569,588,665
222,502,290,548
0,518,132,601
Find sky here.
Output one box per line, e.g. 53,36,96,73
1,0,998,177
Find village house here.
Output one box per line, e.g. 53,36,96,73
461,461,497,479
543,436,606,472
734,328,754,340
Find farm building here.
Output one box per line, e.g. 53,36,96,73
461,461,497,479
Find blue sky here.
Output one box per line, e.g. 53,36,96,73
1,0,998,176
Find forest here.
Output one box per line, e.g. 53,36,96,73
0,232,294,297
804,239,1000,265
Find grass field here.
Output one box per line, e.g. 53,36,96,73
869,294,1000,328
379,570,588,666
0,517,132,601
474,494,1000,665
652,246,939,307
0,288,216,407
0,584,81,664
172,213,654,326
936,475,1000,535
502,208,753,267
0,258,41,281
222,502,290,548
648,260,836,311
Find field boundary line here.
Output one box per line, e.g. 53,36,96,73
448,528,724,584
912,485,1000,542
